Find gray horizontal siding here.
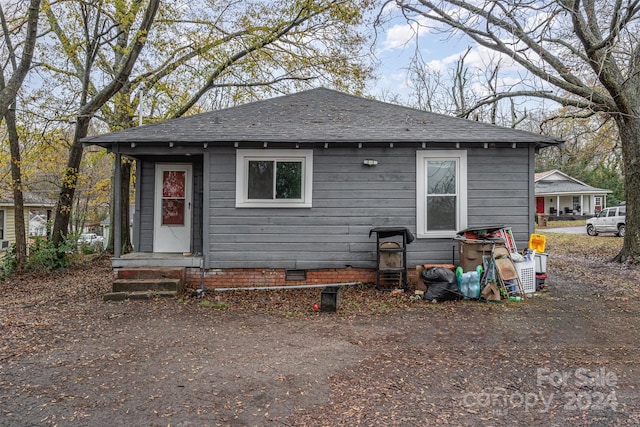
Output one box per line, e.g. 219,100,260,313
137,161,155,252
204,145,534,269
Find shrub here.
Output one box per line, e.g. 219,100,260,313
78,241,103,255
0,244,18,280
25,236,74,272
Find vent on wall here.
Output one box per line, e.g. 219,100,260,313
285,269,307,281
1,240,9,250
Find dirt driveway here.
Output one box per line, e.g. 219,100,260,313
2,244,640,426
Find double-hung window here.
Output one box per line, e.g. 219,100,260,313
416,150,467,238
236,149,313,208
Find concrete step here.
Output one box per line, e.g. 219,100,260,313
103,290,178,302
107,267,185,301
115,267,186,282
112,278,181,293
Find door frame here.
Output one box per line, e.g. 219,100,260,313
153,163,192,253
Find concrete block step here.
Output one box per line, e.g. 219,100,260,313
113,278,181,293
103,290,178,301
115,267,186,282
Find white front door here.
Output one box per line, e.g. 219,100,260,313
154,163,192,253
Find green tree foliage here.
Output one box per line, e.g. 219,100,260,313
537,112,625,204
38,0,160,246
26,0,375,254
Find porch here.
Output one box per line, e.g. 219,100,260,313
537,194,604,217
112,252,203,269
547,214,592,221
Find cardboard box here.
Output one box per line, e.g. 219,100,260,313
458,240,506,272
481,282,501,301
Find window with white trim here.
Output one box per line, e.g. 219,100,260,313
416,150,467,238
0,209,4,240
236,149,313,208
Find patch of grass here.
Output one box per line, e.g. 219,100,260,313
199,300,231,310
373,302,391,312
212,301,231,310
540,232,640,294
540,219,586,228
543,231,622,259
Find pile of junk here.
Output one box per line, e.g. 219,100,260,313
416,225,548,302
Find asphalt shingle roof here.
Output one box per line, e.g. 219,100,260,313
0,191,56,207
535,180,610,194
83,87,562,146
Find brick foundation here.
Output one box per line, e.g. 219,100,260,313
186,267,420,289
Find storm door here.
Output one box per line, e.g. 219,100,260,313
153,163,192,253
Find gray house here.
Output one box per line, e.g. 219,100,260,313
83,88,560,289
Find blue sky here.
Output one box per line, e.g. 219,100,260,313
367,5,545,110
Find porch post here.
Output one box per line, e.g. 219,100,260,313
114,152,122,259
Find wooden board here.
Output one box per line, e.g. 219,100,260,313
495,257,519,281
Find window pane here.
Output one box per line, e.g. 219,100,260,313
276,161,302,199
0,210,4,239
162,171,185,198
427,160,456,194
427,196,456,230
162,199,185,225
248,161,274,199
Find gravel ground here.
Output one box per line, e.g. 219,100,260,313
1,248,639,426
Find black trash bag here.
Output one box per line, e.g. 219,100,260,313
421,267,462,301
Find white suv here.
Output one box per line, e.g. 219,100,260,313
586,205,626,237
78,233,105,246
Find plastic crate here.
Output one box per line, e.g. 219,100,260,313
514,259,536,294
535,253,548,274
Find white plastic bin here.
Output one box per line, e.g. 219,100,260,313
515,259,536,294
535,253,548,274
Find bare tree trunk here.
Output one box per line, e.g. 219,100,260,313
0,0,41,266
106,157,133,254
51,115,91,245
49,0,160,246
5,107,27,268
106,162,115,253
613,116,640,262
120,158,133,253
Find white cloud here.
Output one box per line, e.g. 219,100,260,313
424,45,522,75
380,15,433,52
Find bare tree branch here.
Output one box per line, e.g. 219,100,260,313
0,0,40,115
393,0,640,261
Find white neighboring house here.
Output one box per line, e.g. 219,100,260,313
0,192,55,252
535,170,612,216
29,214,48,237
